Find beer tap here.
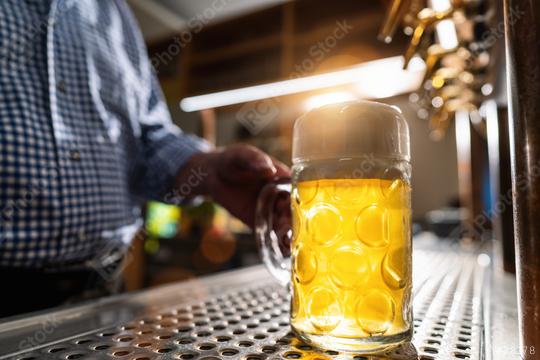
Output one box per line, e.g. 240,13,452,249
428,94,478,140
423,44,459,84
429,108,451,141
431,67,474,89
378,0,414,43
403,7,455,68
379,0,496,141
427,76,480,138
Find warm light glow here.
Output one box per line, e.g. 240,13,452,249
429,0,459,50
481,83,494,96
455,110,471,179
304,92,356,111
180,56,426,112
355,56,425,98
430,0,451,12
436,20,459,50
485,100,500,187
477,253,491,267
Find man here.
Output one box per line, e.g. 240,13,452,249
0,0,289,317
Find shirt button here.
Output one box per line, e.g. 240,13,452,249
57,80,67,94
69,150,81,161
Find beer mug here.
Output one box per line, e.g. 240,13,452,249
255,100,412,353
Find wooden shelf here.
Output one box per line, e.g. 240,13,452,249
147,0,408,99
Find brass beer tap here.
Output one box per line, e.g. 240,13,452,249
379,0,496,140
379,0,413,43
403,7,455,68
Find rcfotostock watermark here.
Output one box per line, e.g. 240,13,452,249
90,165,209,281
465,4,524,68
164,166,208,205
236,98,281,135
0,164,60,237
0,0,77,71
407,5,525,119
290,20,353,79
18,314,61,351
451,159,540,241
88,237,134,282
150,0,231,73
235,19,353,135
351,154,377,178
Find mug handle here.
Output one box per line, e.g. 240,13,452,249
255,178,292,286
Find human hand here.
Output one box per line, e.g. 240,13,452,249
176,144,290,228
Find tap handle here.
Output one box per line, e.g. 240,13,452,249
422,44,458,84
379,0,413,43
403,7,455,68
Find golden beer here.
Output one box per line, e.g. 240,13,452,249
255,101,412,352
290,178,412,350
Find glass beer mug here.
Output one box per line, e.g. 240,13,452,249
255,100,412,353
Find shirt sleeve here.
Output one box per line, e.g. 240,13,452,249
136,77,211,201
117,1,211,202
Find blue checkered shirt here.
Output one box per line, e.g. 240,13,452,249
0,0,207,267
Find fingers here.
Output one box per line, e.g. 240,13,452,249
271,157,291,179
219,144,278,183
245,150,276,178
217,144,290,188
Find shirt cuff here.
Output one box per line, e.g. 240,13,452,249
142,132,211,202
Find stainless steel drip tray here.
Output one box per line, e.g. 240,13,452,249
0,241,518,360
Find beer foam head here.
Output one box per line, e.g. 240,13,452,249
292,100,410,163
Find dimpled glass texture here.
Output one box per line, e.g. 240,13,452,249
290,177,412,352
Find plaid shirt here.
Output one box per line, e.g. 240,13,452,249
0,0,207,267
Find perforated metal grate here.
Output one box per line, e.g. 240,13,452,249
5,249,488,360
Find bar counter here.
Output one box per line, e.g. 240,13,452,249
0,233,518,360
